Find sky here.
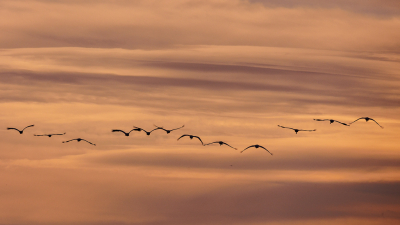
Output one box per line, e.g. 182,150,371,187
0,0,400,224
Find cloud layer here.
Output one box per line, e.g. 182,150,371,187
1,0,400,51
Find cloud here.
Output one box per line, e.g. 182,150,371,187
250,0,400,17
1,164,399,224
83,150,400,172
1,61,399,111
1,0,400,51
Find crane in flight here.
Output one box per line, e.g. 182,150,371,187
177,134,204,145
34,132,66,137
350,117,384,129
7,125,34,134
204,141,237,150
112,129,138,136
278,125,316,134
241,144,273,155
62,138,96,146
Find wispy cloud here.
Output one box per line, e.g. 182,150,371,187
1,0,400,51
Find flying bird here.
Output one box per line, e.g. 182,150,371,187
177,134,203,145
132,126,161,135
204,141,237,150
278,125,316,134
62,138,96,146
34,132,66,137
350,117,384,129
112,129,138,136
7,125,34,134
241,144,273,155
313,119,349,126
153,125,184,134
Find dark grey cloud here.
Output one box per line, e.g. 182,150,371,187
3,165,400,225
179,182,400,223
250,0,400,17
1,63,399,112
99,181,400,225
86,150,400,171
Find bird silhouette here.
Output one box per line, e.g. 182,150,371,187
350,117,384,129
62,138,96,146
278,125,316,134
313,119,349,126
7,125,34,134
112,129,138,136
177,134,203,145
204,141,237,150
132,126,161,135
34,132,66,137
241,144,273,155
153,125,184,134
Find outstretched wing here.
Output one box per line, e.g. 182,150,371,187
139,128,151,134
7,127,21,132
314,119,329,122
177,134,189,140
370,118,384,129
204,141,219,146
149,127,162,133
258,145,273,155
298,129,316,132
350,117,365,124
52,133,66,136
34,134,46,136
278,125,295,130
333,120,350,126
170,125,185,131
81,139,96,146
112,129,127,134
193,136,203,145
222,142,237,150
62,139,77,143
240,145,255,153
153,125,168,132
22,125,34,131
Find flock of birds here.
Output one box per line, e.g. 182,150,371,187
6,117,383,155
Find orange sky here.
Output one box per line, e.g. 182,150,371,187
1,0,400,224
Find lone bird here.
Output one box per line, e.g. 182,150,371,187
153,125,184,134
7,125,34,134
133,126,160,135
350,117,384,129
177,134,203,145
313,119,349,126
62,138,96,146
241,144,273,155
204,141,237,150
112,129,138,136
278,125,316,134
34,132,66,137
